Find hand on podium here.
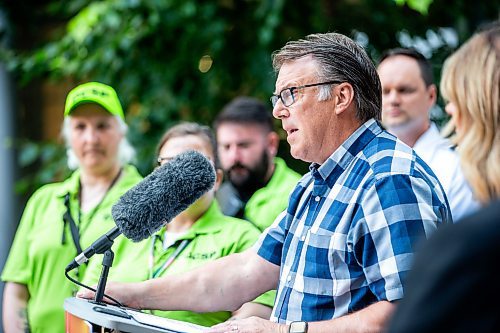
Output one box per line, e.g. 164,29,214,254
208,317,287,333
77,281,145,309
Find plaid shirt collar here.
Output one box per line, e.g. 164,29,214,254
310,119,382,185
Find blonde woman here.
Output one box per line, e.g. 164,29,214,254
440,21,500,205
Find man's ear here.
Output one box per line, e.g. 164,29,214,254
334,83,355,115
428,84,437,105
267,131,280,157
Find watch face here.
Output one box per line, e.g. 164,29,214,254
290,321,308,333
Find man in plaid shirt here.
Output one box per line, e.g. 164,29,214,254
79,32,451,333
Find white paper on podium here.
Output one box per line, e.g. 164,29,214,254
128,310,209,333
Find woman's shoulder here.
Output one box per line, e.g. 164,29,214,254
29,178,73,199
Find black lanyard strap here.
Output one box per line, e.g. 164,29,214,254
63,193,83,254
61,168,123,254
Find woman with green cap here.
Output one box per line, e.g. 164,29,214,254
1,82,143,333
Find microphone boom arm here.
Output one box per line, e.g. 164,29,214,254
65,227,121,272
94,249,115,304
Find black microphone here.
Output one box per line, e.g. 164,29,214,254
65,150,216,272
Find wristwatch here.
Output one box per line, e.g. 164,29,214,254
289,321,308,333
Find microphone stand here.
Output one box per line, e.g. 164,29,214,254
94,249,115,304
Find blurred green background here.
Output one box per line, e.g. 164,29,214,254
1,0,499,195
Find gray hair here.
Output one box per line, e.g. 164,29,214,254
272,32,382,122
61,116,136,170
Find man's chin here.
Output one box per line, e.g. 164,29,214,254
229,176,250,187
383,118,410,130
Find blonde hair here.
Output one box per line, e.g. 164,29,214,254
440,22,500,204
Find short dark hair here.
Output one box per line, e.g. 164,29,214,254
379,48,434,87
156,122,220,169
272,32,382,122
213,97,274,133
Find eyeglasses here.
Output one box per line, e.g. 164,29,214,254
270,80,343,108
158,154,217,170
157,156,172,166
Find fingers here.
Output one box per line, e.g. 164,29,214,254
209,321,240,333
76,289,95,299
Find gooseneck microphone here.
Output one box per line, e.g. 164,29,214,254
65,150,216,272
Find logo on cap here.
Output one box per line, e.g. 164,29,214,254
64,82,125,120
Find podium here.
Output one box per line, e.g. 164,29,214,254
64,297,207,333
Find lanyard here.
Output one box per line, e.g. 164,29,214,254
77,168,123,234
149,236,191,279
61,168,122,250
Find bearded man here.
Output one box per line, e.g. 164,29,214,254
214,97,301,231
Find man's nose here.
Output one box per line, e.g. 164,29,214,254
232,147,245,163
272,102,289,119
225,145,242,164
386,90,401,104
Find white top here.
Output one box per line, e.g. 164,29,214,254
413,123,480,222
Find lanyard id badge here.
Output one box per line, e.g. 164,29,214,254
149,237,190,279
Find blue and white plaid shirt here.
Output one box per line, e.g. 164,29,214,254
256,119,451,323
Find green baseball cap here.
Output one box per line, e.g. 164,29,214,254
64,82,125,120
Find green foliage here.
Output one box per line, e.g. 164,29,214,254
395,0,434,15
9,0,286,179
2,0,499,193
14,139,69,194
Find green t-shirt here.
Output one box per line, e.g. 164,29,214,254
1,165,142,333
84,201,267,327
215,158,300,310
244,157,301,231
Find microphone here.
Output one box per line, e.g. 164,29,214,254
65,150,216,272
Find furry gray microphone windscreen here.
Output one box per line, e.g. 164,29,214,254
65,150,216,272
112,150,216,242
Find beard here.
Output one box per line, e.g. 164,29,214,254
225,151,271,199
